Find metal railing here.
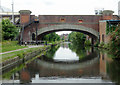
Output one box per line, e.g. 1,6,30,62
20,41,45,45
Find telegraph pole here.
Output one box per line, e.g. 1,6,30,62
12,0,14,24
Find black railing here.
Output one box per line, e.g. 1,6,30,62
20,41,45,45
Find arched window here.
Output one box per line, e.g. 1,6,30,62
102,34,104,42
60,18,65,22
32,33,35,40
78,19,83,23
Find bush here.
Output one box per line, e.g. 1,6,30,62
109,26,120,58
98,42,109,49
94,41,99,47
85,40,91,46
17,54,23,58
98,42,105,47
2,19,19,40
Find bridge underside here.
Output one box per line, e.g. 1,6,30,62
36,24,99,40
37,29,96,40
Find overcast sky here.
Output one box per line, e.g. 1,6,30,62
1,0,120,34
1,0,120,15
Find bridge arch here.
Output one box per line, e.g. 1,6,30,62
37,24,99,39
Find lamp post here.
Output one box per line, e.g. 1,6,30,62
11,0,14,24
36,24,38,45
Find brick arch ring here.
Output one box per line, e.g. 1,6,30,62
37,24,99,39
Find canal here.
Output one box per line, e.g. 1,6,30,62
2,42,120,84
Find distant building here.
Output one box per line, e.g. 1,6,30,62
60,34,69,41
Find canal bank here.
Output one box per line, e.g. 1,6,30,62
1,42,60,72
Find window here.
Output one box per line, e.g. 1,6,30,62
32,33,35,40
60,18,65,22
102,54,104,60
102,34,104,42
78,19,83,23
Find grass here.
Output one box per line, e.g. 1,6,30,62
2,41,27,52
2,46,46,62
1,40,57,62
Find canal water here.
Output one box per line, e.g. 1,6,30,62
2,42,120,84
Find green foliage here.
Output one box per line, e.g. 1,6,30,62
99,42,105,47
62,36,65,41
68,43,86,59
109,26,120,58
42,32,60,42
85,40,91,46
94,40,99,47
0,22,2,42
98,42,109,49
2,19,19,40
17,53,23,58
45,45,60,59
106,22,117,34
68,32,86,45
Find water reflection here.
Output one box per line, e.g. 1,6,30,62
54,42,79,62
19,58,99,83
2,42,120,85
45,42,96,62
99,52,120,84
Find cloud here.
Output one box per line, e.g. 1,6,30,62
1,0,119,15
42,0,54,5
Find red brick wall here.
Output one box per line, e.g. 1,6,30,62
21,13,119,42
20,14,30,25
99,21,106,43
38,15,102,32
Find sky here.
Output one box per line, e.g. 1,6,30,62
1,0,120,35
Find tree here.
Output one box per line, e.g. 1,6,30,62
62,36,65,41
2,19,19,40
109,25,120,58
68,32,86,45
41,32,61,42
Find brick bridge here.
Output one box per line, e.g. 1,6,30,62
2,10,119,44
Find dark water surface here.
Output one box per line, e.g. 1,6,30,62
2,42,120,84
